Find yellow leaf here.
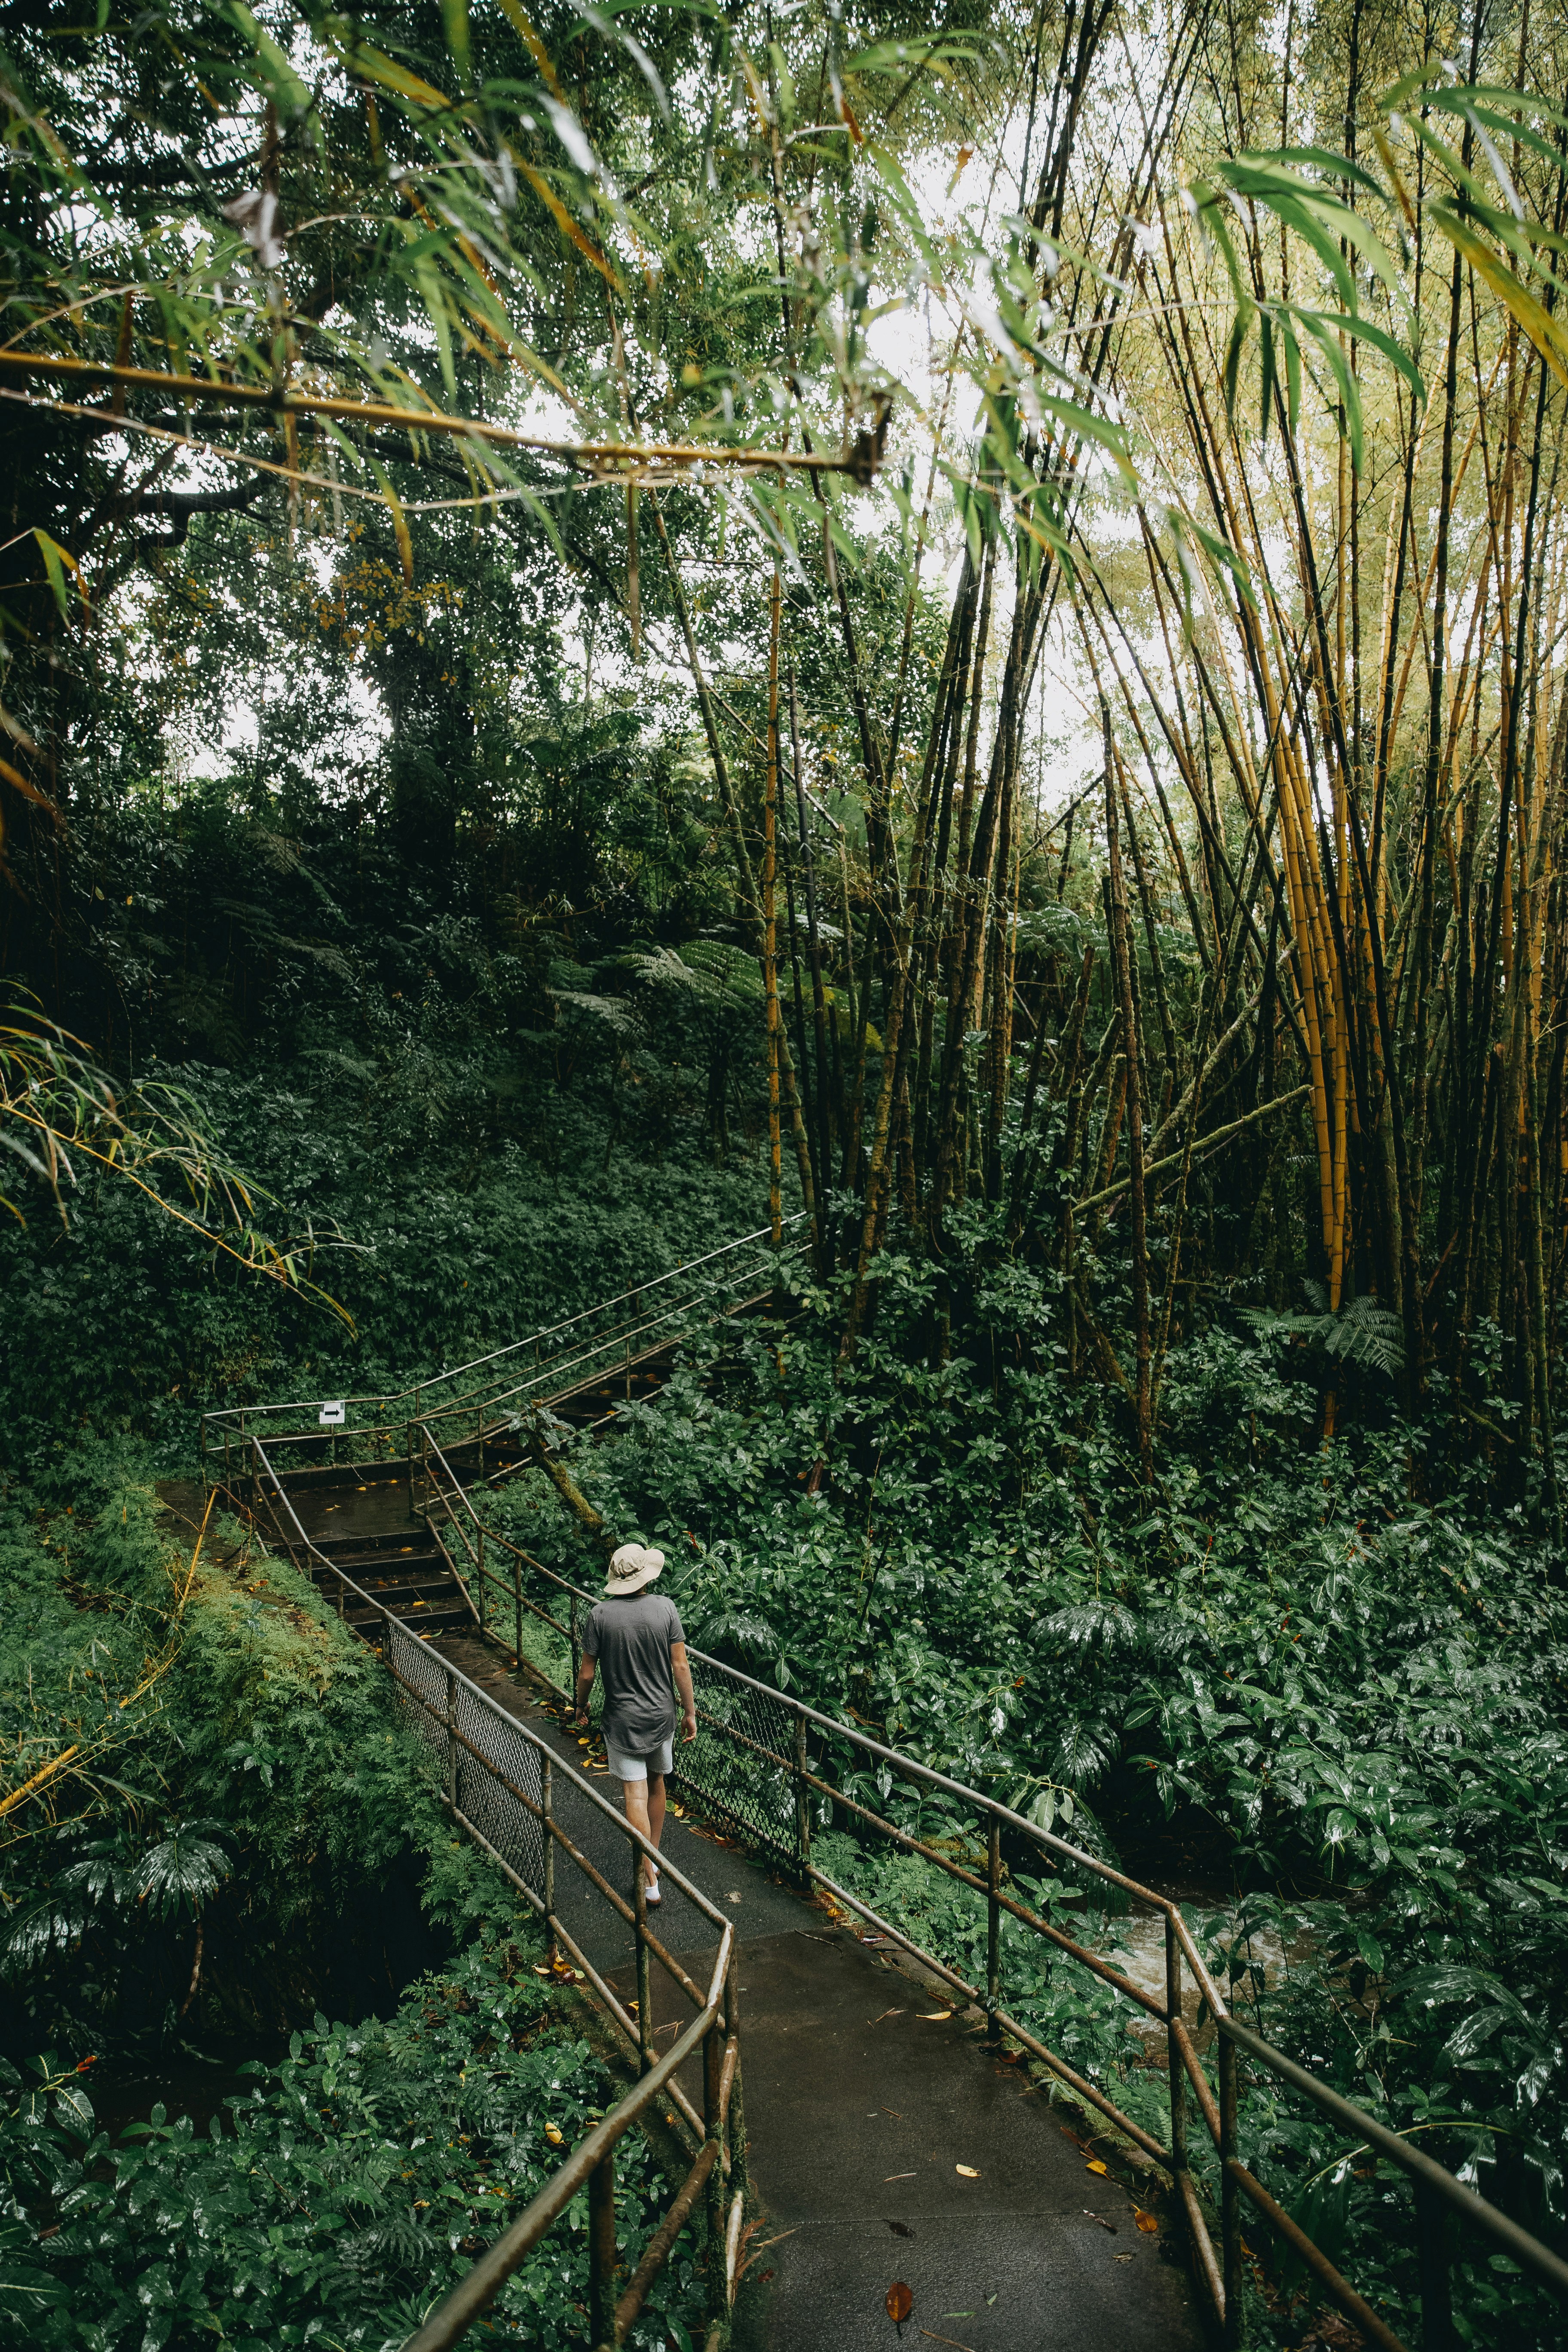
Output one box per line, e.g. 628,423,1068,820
1086,2159,1109,2176
0,750,59,816
919,2010,952,2020
956,2163,980,2178
544,2122,564,2146
518,162,625,293
342,38,449,111
885,2282,913,2323
1135,2210,1159,2233
491,0,566,101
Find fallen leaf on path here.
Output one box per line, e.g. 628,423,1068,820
885,2282,913,2324
1135,2210,1159,2233
870,2008,906,2023
955,2164,980,2177
884,2218,915,2239
1085,2159,1109,2175
919,2010,952,2021
884,2172,917,2181
1115,2251,1134,2263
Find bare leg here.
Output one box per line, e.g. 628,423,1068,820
621,1777,659,1887
646,1771,667,1873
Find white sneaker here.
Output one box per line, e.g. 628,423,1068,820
644,1868,662,1908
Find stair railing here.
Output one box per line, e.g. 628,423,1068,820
199,1216,807,1485
419,1424,584,1688
240,1433,747,2352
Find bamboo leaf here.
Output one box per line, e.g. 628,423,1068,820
1427,203,1568,387
441,0,472,89
221,0,315,121
31,529,85,620
518,163,625,292
367,457,415,582
1222,301,1252,426
1259,313,1276,444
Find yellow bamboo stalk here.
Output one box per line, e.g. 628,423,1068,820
0,1744,82,1819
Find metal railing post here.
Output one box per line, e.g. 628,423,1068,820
793,1716,811,1876
588,2148,616,2349
624,1335,631,1402
477,1521,487,1635
985,1816,1002,2042
633,1861,654,2077
726,1946,749,2205
570,1595,580,1697
1418,2180,1453,2352
703,2017,726,2326
543,1758,557,1968
514,1551,523,1668
1220,2034,1243,2348
445,1668,458,1815
1165,1914,1188,2185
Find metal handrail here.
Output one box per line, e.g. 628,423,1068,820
383,1211,805,1407
200,1217,808,1460
401,1959,735,2352
240,1436,748,2352
425,1492,1568,2348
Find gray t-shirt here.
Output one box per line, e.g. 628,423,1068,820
582,1591,686,1755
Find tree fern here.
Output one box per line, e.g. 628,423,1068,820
1241,1286,1405,1377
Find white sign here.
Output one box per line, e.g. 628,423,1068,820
318,1401,346,1427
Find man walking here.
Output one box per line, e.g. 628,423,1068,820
575,1541,696,1907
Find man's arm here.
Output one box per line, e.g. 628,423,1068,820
575,1652,597,1725
671,1642,697,1741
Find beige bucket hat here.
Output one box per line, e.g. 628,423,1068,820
605,1541,665,1596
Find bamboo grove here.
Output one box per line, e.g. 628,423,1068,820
649,2,1568,1516
5,0,1568,1502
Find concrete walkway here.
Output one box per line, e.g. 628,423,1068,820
436,1631,1204,2352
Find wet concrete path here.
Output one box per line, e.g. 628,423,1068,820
434,1629,1204,2352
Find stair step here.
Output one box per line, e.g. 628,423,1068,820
348,1599,472,1634
318,1562,459,1598
312,1540,444,1569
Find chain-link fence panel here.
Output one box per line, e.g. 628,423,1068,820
674,1654,801,1868
454,1680,546,1905
387,1619,453,1778
387,1621,548,1905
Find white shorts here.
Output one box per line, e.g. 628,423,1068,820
606,1736,674,1782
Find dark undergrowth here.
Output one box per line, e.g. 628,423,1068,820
0,1458,707,2350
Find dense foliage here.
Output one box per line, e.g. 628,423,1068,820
0,1464,707,2349
5,0,1568,2344
4,1943,699,2352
